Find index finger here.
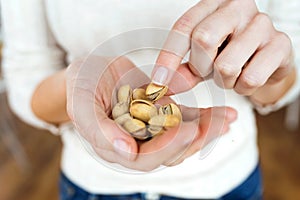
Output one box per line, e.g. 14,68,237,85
152,0,226,86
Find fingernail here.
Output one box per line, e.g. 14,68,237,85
152,66,169,85
113,139,131,159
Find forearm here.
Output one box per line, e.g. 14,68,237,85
31,69,69,124
249,67,296,106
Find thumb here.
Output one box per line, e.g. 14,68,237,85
94,112,139,162
67,61,138,161
165,62,208,95
72,97,138,161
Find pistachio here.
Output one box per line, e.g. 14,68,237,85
113,83,183,140
129,100,157,122
112,102,129,119
123,119,148,140
117,84,132,104
159,103,182,121
147,125,164,136
114,113,132,125
148,114,180,127
145,83,168,101
132,88,147,100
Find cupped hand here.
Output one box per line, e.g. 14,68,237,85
152,0,294,97
66,56,237,172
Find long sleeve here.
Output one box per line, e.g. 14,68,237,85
1,0,66,133
254,0,300,114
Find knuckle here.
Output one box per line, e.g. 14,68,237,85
240,76,264,89
234,87,253,96
220,0,258,25
227,0,256,19
271,32,293,64
214,61,240,78
192,28,214,49
228,0,257,13
254,13,273,28
227,0,241,10
275,32,292,49
174,15,194,34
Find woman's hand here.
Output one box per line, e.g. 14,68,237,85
66,56,237,171
152,0,296,105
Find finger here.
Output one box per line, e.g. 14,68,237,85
69,56,141,161
131,122,199,171
213,13,274,89
152,0,226,86
180,105,237,122
98,113,139,158
165,63,205,95
101,106,237,171
101,123,196,172
234,32,292,96
164,106,237,166
180,105,202,121
116,109,230,171
190,1,257,77
93,57,151,160
263,33,293,84
72,94,138,162
164,107,236,166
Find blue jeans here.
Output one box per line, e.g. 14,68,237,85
59,165,263,200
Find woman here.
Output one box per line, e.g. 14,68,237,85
2,0,300,199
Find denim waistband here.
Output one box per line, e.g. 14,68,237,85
59,164,262,200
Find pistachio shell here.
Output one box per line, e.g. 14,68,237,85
123,119,148,140
145,83,168,101
129,100,157,122
147,125,164,136
117,84,132,103
112,102,129,119
148,114,180,127
159,103,182,121
113,83,183,140
114,113,132,125
132,88,147,100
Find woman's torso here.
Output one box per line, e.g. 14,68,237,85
45,0,261,198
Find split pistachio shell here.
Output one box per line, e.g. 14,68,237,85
148,114,180,127
145,83,168,101
112,102,129,119
129,100,157,122
132,88,147,100
113,83,183,140
123,119,148,140
147,125,164,136
159,103,182,121
117,84,132,104
114,113,132,125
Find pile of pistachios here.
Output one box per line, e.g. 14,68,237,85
112,83,182,140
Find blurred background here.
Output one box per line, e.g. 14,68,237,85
0,9,300,200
